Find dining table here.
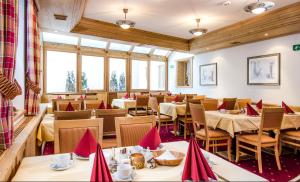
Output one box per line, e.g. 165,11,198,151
111,98,137,109
12,141,267,181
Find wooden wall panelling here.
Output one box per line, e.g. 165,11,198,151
71,17,189,51
190,1,300,53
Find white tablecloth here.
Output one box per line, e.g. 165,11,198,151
12,141,267,181
111,99,136,109
159,103,186,120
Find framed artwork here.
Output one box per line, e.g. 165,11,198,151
247,53,281,85
199,63,217,86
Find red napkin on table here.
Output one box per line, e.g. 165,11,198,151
90,144,113,182
139,127,161,150
182,138,217,181
66,102,75,111
217,102,227,110
106,103,112,109
74,129,97,157
174,95,180,102
282,101,295,114
124,92,129,99
98,100,106,109
256,99,263,109
247,103,259,116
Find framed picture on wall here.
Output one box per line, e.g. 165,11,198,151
199,63,217,86
247,53,281,85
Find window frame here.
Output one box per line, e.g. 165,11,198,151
43,42,168,95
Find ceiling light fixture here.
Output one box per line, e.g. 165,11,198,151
244,0,275,14
116,8,135,29
189,18,207,36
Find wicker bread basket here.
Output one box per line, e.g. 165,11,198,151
152,150,185,166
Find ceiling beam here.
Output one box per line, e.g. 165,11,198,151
190,1,300,53
71,17,189,51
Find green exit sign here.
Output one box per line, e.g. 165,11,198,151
293,44,300,51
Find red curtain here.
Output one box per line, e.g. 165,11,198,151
25,0,40,115
0,0,19,150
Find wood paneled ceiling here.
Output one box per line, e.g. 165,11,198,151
37,0,300,53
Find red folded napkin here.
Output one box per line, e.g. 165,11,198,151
90,144,113,182
182,138,216,181
106,103,112,109
98,100,106,109
66,102,75,111
139,127,161,150
124,92,129,99
56,95,62,99
217,102,227,110
133,93,137,100
79,95,84,99
246,103,259,116
74,129,97,157
174,95,180,102
282,101,295,114
256,99,263,109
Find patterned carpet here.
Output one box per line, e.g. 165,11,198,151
43,125,300,182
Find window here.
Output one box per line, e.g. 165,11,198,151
46,51,77,93
153,49,170,56
109,42,131,51
132,46,151,54
150,61,166,91
131,60,148,90
80,38,107,49
109,58,126,92
42,32,78,45
81,55,104,90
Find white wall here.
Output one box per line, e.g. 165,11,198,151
13,0,25,109
168,33,300,105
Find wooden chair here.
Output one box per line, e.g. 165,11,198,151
193,95,206,100
176,94,185,102
290,105,300,112
152,95,165,105
222,98,237,110
148,97,173,132
52,98,74,112
84,100,103,110
129,95,149,116
202,99,218,111
108,92,118,104
236,98,252,110
57,100,82,111
85,94,98,100
185,94,196,101
54,110,92,120
164,96,176,103
54,118,103,154
178,99,202,139
280,130,300,153
189,103,232,161
115,116,156,147
95,109,127,136
236,107,284,173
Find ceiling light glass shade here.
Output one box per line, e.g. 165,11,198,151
189,28,207,36
244,1,275,14
116,20,135,29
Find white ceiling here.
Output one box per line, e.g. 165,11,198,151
84,0,299,39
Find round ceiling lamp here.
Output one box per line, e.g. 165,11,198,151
116,8,135,29
244,0,275,14
189,18,207,36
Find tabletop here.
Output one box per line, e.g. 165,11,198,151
12,141,267,181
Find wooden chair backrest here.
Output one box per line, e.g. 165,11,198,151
260,107,284,131
54,110,92,120
223,98,237,110
96,92,107,104
85,94,98,100
115,116,156,147
290,105,300,112
149,97,159,113
108,92,118,104
185,94,196,101
84,100,102,110
136,95,149,107
176,94,185,102
164,96,176,103
236,98,252,110
52,99,74,112
189,103,208,139
95,109,127,136
54,118,103,154
57,100,82,111
202,99,218,111
153,95,164,104
193,95,206,100
185,99,202,116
